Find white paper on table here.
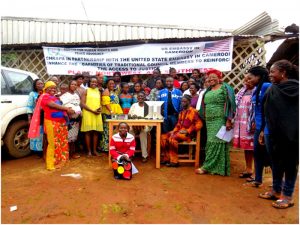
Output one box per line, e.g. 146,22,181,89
216,125,233,142
131,162,139,174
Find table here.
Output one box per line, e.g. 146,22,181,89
107,119,164,168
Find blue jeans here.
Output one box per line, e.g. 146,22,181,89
253,130,271,183
162,114,178,134
264,134,273,169
270,136,299,197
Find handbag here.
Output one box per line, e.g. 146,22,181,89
112,158,132,180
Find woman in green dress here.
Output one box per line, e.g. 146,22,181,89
196,69,236,176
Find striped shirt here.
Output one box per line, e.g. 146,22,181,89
109,133,136,160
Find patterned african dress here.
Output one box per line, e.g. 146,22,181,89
201,86,232,176
161,107,202,163
232,89,254,150
27,91,43,151
100,90,123,151
41,93,69,170
119,93,133,114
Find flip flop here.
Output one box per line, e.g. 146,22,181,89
272,198,294,209
239,172,253,178
259,191,280,200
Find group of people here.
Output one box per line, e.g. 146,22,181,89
229,60,298,209
27,60,298,209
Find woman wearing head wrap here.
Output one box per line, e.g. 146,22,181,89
195,69,236,176
29,81,75,170
259,60,299,209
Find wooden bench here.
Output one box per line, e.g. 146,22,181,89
178,130,200,168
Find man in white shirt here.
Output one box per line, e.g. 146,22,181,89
128,92,152,163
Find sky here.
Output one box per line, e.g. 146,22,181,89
1,0,299,30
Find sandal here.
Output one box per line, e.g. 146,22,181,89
259,191,280,200
72,153,81,159
251,181,262,188
195,168,207,175
272,198,294,209
239,172,253,178
246,176,255,182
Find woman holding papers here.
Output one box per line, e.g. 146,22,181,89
195,69,236,176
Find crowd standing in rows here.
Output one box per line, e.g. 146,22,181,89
27,61,298,209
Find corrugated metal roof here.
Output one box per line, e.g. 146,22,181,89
1,16,233,45
232,11,284,36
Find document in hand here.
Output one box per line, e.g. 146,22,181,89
216,126,233,142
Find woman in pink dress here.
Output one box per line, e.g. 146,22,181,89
233,74,256,180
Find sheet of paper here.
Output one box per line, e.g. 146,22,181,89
216,125,233,142
61,173,82,179
131,162,139,174
10,206,17,212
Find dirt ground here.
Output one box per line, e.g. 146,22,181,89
1,149,299,224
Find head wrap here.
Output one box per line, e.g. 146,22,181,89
206,69,223,81
43,81,56,93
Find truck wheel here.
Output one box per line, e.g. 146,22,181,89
4,120,31,158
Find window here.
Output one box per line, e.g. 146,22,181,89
3,70,33,95
1,74,9,95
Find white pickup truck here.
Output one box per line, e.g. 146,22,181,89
1,66,39,158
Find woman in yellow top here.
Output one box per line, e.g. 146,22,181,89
100,78,123,151
81,77,103,157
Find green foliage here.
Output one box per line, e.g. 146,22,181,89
1,53,17,65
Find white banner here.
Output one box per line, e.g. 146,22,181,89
43,37,233,76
